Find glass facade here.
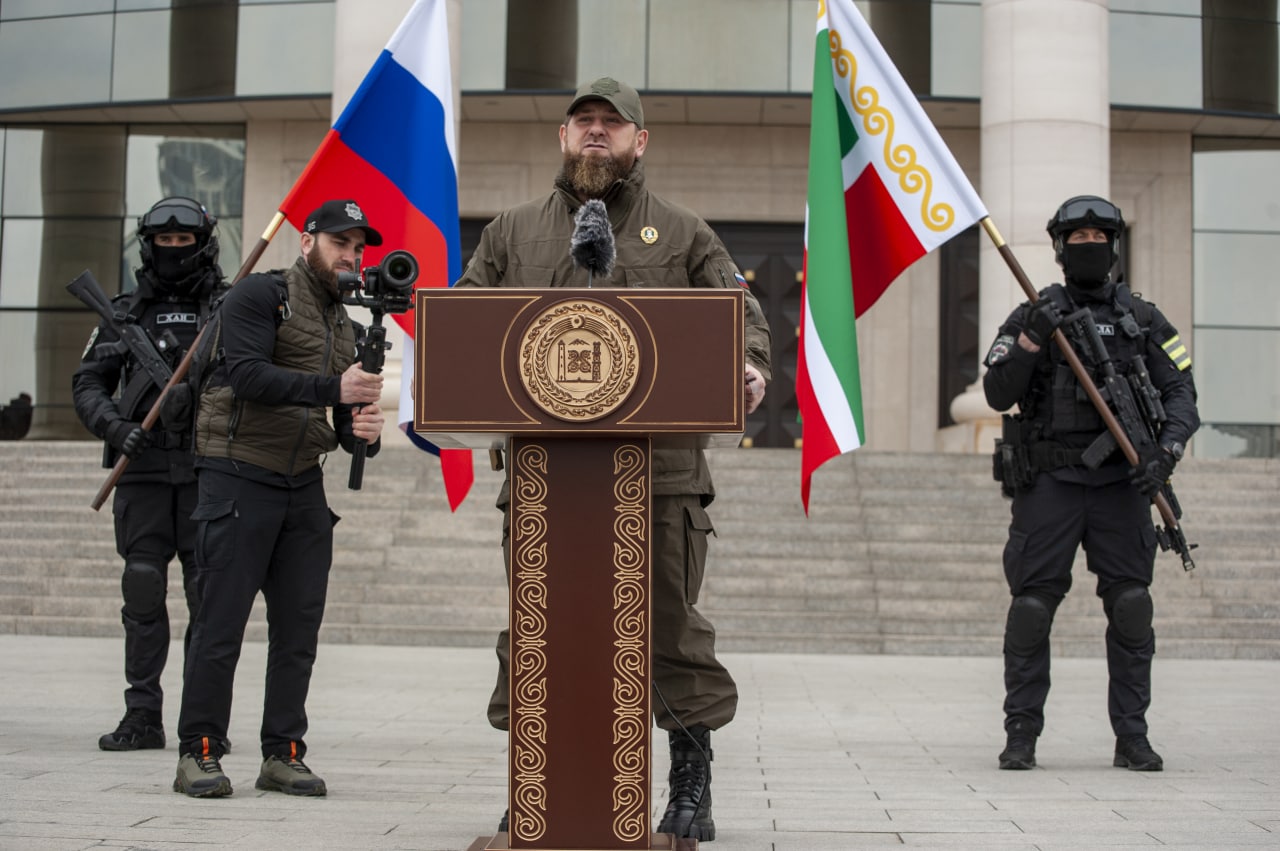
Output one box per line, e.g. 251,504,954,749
235,2,334,97
1110,4,1203,109
1192,144,1280,458
0,1,332,111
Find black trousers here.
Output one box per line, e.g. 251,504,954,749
177,469,334,759
1002,474,1158,737
112,479,199,712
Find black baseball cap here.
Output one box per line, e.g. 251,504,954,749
566,77,644,129
304,199,383,246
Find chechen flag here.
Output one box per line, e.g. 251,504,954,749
798,0,987,512
279,0,473,511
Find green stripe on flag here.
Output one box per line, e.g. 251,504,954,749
807,26,864,433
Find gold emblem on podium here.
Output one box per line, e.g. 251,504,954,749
520,300,639,422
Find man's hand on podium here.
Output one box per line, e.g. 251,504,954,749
744,364,766,414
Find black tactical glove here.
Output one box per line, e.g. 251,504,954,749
1023,298,1064,348
105,419,153,460
159,382,193,433
1129,445,1176,498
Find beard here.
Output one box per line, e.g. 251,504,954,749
559,150,633,198
305,242,342,296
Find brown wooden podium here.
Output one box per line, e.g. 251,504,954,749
414,288,744,851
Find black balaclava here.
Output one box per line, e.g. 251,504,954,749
1060,238,1115,290
149,240,206,294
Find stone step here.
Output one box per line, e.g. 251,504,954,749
1,441,1276,660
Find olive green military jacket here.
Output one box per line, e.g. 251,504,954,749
455,162,772,498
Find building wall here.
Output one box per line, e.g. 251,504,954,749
1,0,1276,455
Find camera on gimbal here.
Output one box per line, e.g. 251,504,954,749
333,249,419,491
336,249,417,315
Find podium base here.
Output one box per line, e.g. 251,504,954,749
468,833,696,851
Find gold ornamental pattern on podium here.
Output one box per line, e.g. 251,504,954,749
510,443,549,843
519,300,639,422
610,443,649,842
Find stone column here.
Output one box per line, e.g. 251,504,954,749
946,0,1111,452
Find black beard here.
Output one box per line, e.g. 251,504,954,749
305,243,341,297
559,151,631,198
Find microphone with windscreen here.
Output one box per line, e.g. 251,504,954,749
570,199,615,287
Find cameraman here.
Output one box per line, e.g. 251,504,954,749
173,199,384,799
72,196,224,752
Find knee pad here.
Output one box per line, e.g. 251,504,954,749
122,561,165,619
1106,585,1153,646
1005,594,1054,656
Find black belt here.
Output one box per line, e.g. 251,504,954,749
1029,442,1084,470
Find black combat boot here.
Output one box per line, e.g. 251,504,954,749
657,725,715,842
1114,734,1163,771
998,719,1037,770
99,707,165,751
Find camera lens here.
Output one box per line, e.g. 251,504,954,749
381,250,418,293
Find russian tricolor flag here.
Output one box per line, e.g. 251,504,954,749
279,0,473,510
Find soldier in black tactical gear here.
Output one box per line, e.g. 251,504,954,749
983,195,1199,773
72,196,225,751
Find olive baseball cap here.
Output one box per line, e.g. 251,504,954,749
304,199,383,246
566,77,644,129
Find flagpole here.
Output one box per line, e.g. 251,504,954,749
977,216,1189,547
90,212,290,510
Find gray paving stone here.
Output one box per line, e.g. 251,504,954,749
1,637,1278,850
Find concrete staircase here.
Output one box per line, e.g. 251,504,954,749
1,441,1276,659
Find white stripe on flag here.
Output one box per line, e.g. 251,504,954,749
398,329,416,438
802,287,862,454
386,0,457,171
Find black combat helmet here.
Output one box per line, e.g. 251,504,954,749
1046,195,1124,266
1046,195,1124,288
137,196,219,291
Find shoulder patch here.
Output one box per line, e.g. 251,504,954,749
985,334,1017,366
1161,334,1192,371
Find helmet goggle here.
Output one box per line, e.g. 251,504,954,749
139,198,213,234
1047,196,1123,235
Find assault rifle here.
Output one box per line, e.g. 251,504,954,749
1066,308,1196,569
66,270,180,418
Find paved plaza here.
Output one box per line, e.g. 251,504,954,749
1,635,1277,850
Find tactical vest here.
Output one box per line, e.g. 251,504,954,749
1023,283,1154,438
195,262,357,476
112,283,210,423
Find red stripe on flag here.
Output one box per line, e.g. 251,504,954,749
438,447,474,512
795,249,843,513
845,166,926,317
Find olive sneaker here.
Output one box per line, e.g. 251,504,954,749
173,747,232,798
99,707,165,751
255,755,327,796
